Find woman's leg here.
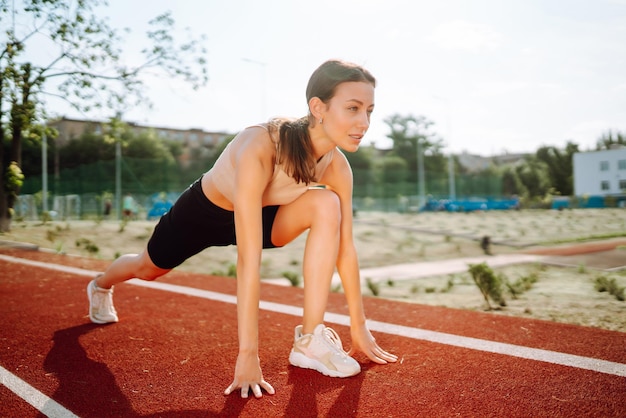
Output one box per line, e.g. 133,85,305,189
271,189,341,334
88,248,172,324
96,249,172,289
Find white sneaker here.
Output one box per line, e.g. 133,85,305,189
87,278,118,324
289,324,361,377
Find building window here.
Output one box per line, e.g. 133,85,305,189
600,161,609,171
619,159,626,170
620,179,626,190
601,180,610,191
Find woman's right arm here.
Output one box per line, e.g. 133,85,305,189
223,128,276,398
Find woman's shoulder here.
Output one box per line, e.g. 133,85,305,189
324,147,352,177
235,123,272,142
245,123,269,132
228,124,277,162
241,122,280,143
243,117,296,144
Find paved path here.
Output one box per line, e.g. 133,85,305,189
335,253,545,284
263,253,545,286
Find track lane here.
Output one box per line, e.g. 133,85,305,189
1,252,625,417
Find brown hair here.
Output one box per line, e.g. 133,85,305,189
273,60,376,184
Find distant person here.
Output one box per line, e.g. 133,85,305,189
122,193,136,220
481,235,493,255
103,198,112,219
86,59,397,398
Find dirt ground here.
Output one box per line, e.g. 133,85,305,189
2,208,625,332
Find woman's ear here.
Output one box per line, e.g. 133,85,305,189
308,97,325,121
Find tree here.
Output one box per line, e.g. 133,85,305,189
501,166,522,197
515,156,551,200
0,0,208,231
596,130,626,150
377,155,408,185
383,113,447,184
535,142,579,196
60,131,116,169
344,145,374,190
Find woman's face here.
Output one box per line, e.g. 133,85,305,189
321,81,375,152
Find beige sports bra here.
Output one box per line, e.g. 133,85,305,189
209,125,334,206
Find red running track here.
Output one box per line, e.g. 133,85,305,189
0,248,625,418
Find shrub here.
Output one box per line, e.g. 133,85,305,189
594,275,625,301
506,271,539,299
75,238,99,255
468,262,506,309
441,276,455,293
282,271,301,287
211,263,237,278
366,278,380,296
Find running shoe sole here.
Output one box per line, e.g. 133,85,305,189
289,351,359,378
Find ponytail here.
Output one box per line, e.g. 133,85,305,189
273,117,316,184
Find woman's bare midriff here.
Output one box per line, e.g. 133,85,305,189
201,173,235,211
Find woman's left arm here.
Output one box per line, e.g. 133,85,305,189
321,151,397,365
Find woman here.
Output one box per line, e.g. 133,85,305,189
87,59,398,399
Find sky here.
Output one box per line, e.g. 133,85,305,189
37,0,626,156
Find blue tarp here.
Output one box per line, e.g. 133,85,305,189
146,192,177,220
423,198,520,212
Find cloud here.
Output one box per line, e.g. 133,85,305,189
428,20,503,52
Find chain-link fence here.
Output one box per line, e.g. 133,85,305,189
19,159,508,220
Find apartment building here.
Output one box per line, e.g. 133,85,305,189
573,146,626,196
48,117,232,167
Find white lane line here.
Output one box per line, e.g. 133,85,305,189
2,253,626,380
0,253,102,277
131,279,626,378
0,365,79,418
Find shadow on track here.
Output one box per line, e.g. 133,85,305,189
284,364,366,417
43,323,138,417
43,323,219,417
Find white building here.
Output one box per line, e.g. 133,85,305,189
573,147,626,196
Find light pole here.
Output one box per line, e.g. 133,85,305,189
417,137,426,209
433,96,456,201
448,152,456,201
242,58,267,121
41,128,48,214
114,112,122,220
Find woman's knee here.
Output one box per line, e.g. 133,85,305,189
271,189,342,246
310,190,341,225
135,251,170,281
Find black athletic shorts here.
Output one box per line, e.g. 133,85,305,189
147,177,280,269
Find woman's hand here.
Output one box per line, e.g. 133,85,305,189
224,351,275,398
349,323,398,364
